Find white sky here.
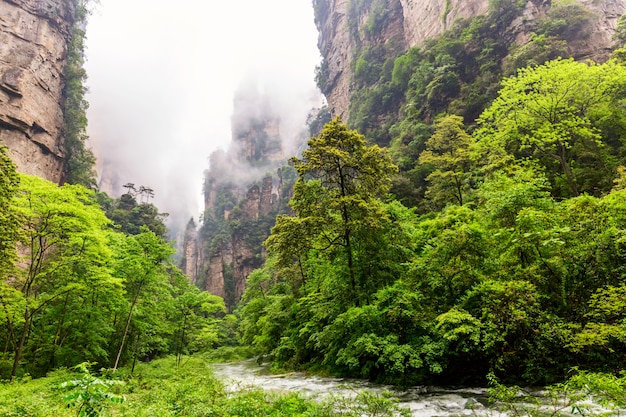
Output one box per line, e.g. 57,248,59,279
84,0,322,238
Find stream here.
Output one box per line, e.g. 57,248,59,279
211,360,496,417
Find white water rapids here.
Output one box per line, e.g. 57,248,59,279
211,360,494,417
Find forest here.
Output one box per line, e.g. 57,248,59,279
239,55,626,387
225,0,626,388
0,148,240,382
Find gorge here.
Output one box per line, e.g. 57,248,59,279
1,0,626,394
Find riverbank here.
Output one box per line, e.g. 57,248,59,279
0,356,409,416
2,356,624,416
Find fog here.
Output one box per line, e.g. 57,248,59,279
84,0,323,240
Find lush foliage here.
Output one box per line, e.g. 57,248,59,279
63,0,97,187
265,118,398,307
488,370,626,417
96,184,169,238
239,56,626,386
61,362,125,417
0,356,410,416
336,0,612,209
0,170,232,380
476,58,626,198
4,0,626,401
0,147,20,280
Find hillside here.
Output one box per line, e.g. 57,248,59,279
232,0,626,385
314,0,625,119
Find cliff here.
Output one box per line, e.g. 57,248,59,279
0,0,76,183
181,88,296,309
315,0,626,118
180,218,203,286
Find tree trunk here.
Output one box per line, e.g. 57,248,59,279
454,173,463,206
131,332,140,374
45,293,70,373
338,163,358,306
113,289,142,371
11,311,30,380
2,303,16,358
344,223,358,307
176,312,187,367
558,143,579,196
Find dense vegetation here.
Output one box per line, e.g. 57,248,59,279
237,53,626,386
63,0,98,187
3,2,626,415
0,147,236,381
314,0,624,209
0,356,412,416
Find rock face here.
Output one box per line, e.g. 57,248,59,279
570,0,626,60
197,165,284,308
315,0,410,119
182,87,293,309
400,0,489,46
314,0,626,118
180,219,203,286
0,0,75,183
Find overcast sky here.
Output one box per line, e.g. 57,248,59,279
84,0,323,239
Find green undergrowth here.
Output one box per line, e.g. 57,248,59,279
201,345,258,363
0,356,410,417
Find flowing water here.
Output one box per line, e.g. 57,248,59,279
211,360,495,417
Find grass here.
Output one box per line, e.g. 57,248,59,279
0,356,410,417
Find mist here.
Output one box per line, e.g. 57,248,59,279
84,0,323,242
204,76,323,198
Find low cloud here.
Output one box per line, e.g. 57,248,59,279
84,0,322,242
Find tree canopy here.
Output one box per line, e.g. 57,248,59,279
266,117,398,306
476,58,626,197
0,175,231,379
239,56,626,385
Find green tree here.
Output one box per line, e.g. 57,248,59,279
62,362,124,417
8,175,116,379
408,205,490,310
266,117,397,306
461,279,548,380
569,285,626,357
419,114,475,207
0,146,19,278
476,58,626,197
63,0,97,187
98,191,168,238
0,147,21,377
169,273,226,364
614,14,626,48
537,0,596,41
110,230,174,370
504,33,570,74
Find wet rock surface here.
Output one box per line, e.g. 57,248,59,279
0,0,74,183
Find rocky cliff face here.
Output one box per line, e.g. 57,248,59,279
181,90,292,308
314,0,626,118
180,219,203,286
400,0,490,46
567,0,626,59
0,0,75,183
